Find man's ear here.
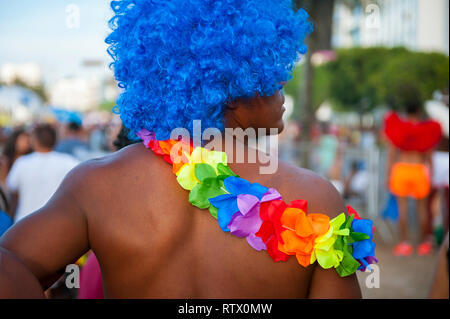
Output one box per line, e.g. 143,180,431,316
226,99,238,110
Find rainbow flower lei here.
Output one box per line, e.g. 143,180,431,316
138,129,377,277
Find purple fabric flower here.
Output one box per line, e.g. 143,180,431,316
209,176,282,251
209,176,269,233
228,188,282,251
136,129,156,147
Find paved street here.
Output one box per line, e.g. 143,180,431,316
357,241,439,299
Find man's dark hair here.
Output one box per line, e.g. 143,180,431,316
67,121,82,132
32,124,57,149
398,84,423,115
405,97,422,115
2,128,32,169
113,125,139,151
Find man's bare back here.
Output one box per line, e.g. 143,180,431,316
0,142,361,298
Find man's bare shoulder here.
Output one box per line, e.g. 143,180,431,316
63,145,346,219
269,160,346,219
60,143,166,202
70,143,158,174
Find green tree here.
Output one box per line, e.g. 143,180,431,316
283,63,330,119
370,50,449,111
292,0,370,167
325,47,449,113
12,78,48,103
99,100,117,112
293,0,335,168
325,47,408,113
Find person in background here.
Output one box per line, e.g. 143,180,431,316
0,128,32,186
89,124,108,153
343,161,361,200
384,90,442,256
6,124,79,223
55,121,90,161
316,121,339,179
0,185,12,237
427,135,449,244
426,91,449,245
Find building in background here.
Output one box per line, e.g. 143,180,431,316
0,86,44,126
48,77,102,112
48,75,118,112
48,58,118,113
333,0,450,55
0,63,42,87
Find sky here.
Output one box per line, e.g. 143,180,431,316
0,0,114,83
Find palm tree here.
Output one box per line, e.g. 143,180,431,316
293,0,335,168
293,0,365,168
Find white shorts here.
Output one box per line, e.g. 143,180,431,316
432,151,449,187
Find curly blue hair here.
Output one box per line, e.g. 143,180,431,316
106,0,312,140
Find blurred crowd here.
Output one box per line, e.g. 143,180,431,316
0,89,448,299
0,114,123,227
280,88,449,254
281,118,384,200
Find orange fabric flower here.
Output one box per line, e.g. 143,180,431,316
157,140,193,173
277,201,330,267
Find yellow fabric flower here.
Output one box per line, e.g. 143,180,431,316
310,213,349,269
176,147,227,190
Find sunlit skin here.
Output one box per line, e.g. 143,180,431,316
0,92,361,299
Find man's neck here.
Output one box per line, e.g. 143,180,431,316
405,112,420,121
201,132,278,169
35,148,52,154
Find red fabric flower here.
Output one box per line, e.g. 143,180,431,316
347,205,361,220
256,200,289,262
255,200,309,262
347,205,375,234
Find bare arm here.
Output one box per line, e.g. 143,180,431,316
425,151,433,184
429,232,449,299
277,163,362,299
0,164,91,297
0,247,45,298
304,177,362,299
307,264,362,299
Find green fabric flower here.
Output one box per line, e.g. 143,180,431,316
188,163,238,218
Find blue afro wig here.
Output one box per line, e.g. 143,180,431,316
106,0,312,140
